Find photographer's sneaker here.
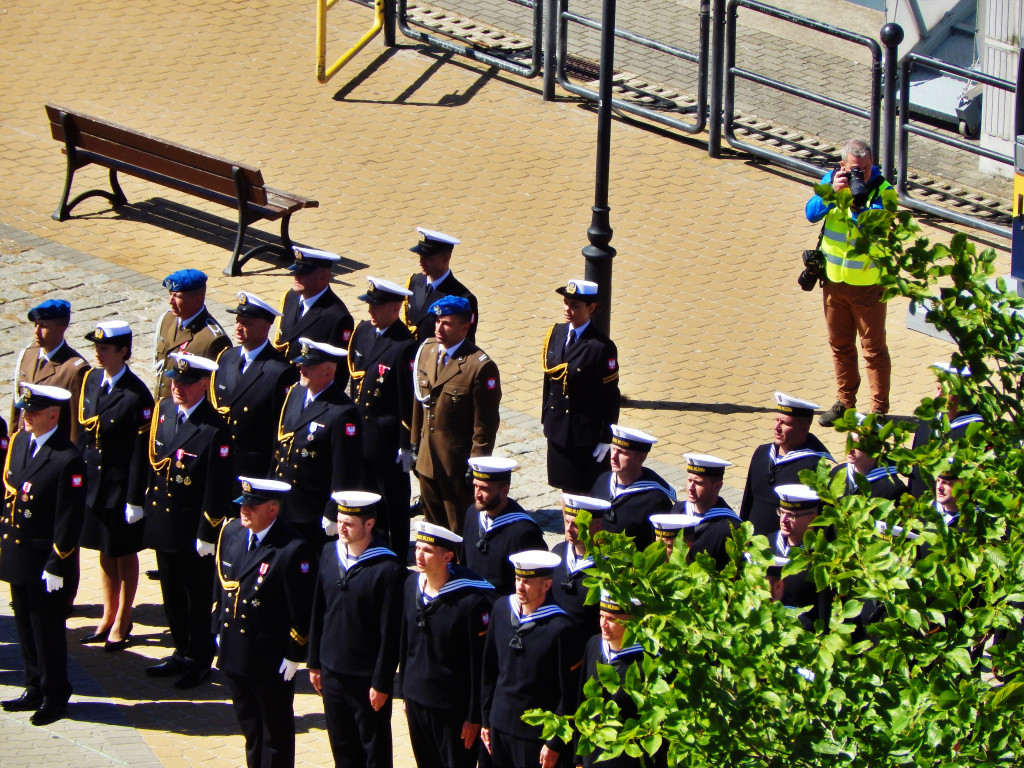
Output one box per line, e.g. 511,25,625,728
818,400,848,427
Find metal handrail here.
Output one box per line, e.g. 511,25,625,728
721,0,881,177
896,52,1013,239
554,0,709,135
396,0,543,78
317,0,386,83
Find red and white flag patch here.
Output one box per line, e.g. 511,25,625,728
608,358,617,370
342,330,352,342
71,475,83,488
142,408,152,419
486,378,496,390
300,561,311,574
219,445,230,457
345,424,356,437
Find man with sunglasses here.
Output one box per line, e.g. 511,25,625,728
771,484,832,627
740,393,832,538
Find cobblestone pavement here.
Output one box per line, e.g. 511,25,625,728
0,0,1006,763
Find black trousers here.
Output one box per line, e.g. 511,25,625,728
155,549,215,667
363,457,411,556
10,580,72,703
321,670,393,768
406,699,478,768
225,670,296,768
490,727,555,768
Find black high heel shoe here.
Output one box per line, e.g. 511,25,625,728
104,622,134,653
80,627,111,645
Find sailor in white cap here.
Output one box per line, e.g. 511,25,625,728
829,418,906,501
347,277,418,552
589,425,676,550
461,457,546,595
739,393,832,539
211,292,299,485
550,493,609,634
308,490,407,768
771,484,831,625
481,551,579,768
670,453,743,570
273,246,353,388
542,278,620,495
272,339,363,556
399,521,494,767
403,227,479,344
0,382,85,725
649,512,701,559
213,477,317,768
143,352,233,689
77,320,154,651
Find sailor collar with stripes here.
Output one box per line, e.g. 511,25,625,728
773,530,804,559
334,540,396,572
479,506,536,534
607,473,676,502
949,413,983,430
680,499,741,523
510,597,567,627
418,566,494,605
769,443,833,467
846,463,900,490
564,545,595,575
602,639,644,664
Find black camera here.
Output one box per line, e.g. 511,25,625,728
798,249,825,291
848,166,869,207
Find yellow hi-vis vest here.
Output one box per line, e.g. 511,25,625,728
821,181,892,286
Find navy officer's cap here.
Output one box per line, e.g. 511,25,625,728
235,477,291,506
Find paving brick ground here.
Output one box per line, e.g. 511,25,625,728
0,0,1011,764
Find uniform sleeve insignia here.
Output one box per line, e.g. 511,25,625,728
342,330,352,342
478,353,489,362
300,561,311,574
219,445,230,457
73,358,85,367
486,378,496,390
409,360,415,371
481,612,490,625
608,358,617,370
159,414,166,424
143,408,152,419
345,424,356,437
0,438,7,450
71,475,83,487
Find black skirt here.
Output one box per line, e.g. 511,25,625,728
80,505,145,557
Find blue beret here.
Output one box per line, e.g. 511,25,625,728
162,269,208,292
429,295,472,317
27,299,71,323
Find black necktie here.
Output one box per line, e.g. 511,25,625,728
98,381,110,402
28,438,38,458
248,533,258,552
566,330,578,350
175,411,186,433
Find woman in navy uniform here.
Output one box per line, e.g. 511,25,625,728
542,279,620,494
0,384,85,726
77,321,154,651
399,522,494,768
214,477,317,768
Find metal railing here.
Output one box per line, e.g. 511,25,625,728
317,0,388,83
396,0,543,78
896,53,1014,239
721,0,882,177
553,0,709,135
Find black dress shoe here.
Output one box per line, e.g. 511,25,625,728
80,628,111,645
145,569,160,581
2,691,43,712
30,701,67,726
146,657,191,678
173,665,211,690
104,636,132,653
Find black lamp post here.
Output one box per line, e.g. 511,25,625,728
582,0,617,336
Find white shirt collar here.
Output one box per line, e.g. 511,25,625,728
569,320,590,336
243,340,269,366
301,286,330,312
102,365,127,388
251,519,275,545
179,397,206,420
31,425,60,450
428,270,452,290
39,340,66,362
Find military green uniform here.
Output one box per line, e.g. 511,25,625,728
153,309,231,399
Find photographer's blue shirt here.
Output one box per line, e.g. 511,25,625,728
805,165,885,223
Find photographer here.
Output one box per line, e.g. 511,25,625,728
805,139,893,427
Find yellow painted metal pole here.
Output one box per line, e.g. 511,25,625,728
316,0,384,84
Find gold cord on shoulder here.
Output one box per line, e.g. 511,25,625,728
147,399,172,473
215,522,242,618
541,325,570,395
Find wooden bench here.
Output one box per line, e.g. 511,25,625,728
45,103,319,277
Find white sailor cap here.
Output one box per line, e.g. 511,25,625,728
774,392,820,418
684,453,732,477
774,484,820,511
291,247,342,273
228,292,280,320
598,589,640,614
610,424,658,453
649,513,701,539
235,477,291,505
561,493,611,515
556,279,600,301
15,382,72,411
411,227,461,255
468,456,518,482
331,490,382,516
508,550,561,578
164,353,219,380
85,320,132,344
358,276,414,305
415,521,463,549
931,361,971,377
292,337,348,365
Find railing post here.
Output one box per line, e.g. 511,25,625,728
543,0,557,100
880,22,904,180
384,0,396,46
707,0,726,157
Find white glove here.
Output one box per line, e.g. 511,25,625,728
279,658,301,681
196,539,216,558
592,443,612,462
124,504,144,524
397,448,415,473
322,517,339,537
42,571,63,592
